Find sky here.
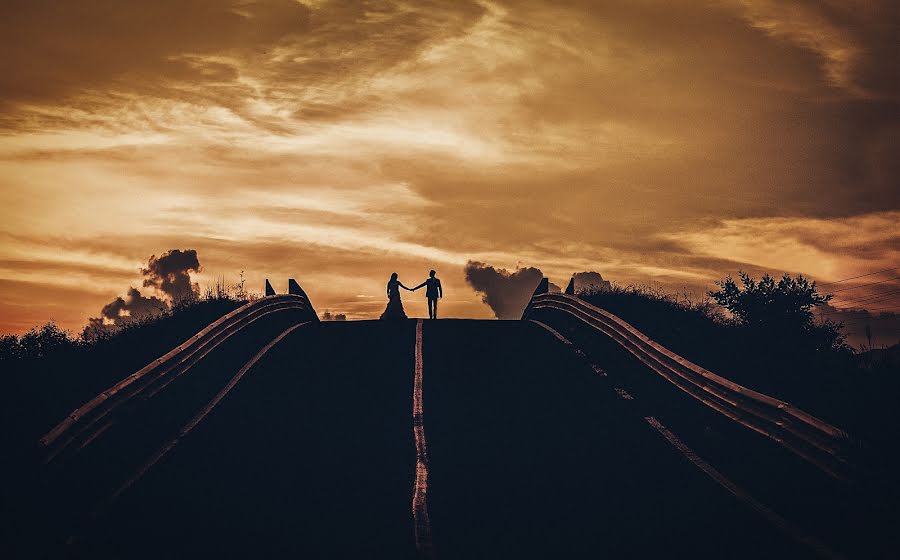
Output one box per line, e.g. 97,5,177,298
0,1,897,345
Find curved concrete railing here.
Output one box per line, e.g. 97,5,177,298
40,294,317,462
525,292,852,478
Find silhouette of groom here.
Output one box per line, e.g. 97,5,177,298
413,269,442,319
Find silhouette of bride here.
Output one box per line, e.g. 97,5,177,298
380,272,413,320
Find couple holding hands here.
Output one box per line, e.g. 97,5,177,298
381,270,442,320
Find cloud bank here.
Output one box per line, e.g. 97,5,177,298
464,261,543,320
90,287,168,329
141,249,201,301
86,249,202,331
464,260,565,319
573,272,612,293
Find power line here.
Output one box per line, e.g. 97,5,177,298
855,294,900,308
817,266,900,286
857,288,900,303
834,287,900,305
834,282,900,299
857,293,900,306
819,295,900,315
828,275,900,294
837,295,900,309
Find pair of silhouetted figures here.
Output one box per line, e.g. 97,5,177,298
380,270,442,320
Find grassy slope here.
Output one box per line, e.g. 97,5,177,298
578,287,900,458
1,298,248,451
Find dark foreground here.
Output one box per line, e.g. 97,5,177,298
9,319,894,558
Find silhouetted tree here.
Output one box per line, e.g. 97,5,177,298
710,272,825,327
0,334,21,361
709,272,849,353
0,322,79,361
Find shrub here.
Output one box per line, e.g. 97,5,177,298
0,322,79,361
0,333,23,361
708,272,850,354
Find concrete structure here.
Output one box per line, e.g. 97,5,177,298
288,278,308,299
532,277,549,297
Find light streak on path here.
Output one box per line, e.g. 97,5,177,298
412,318,435,558
643,416,842,560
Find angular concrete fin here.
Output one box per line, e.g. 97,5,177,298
288,278,308,299
265,279,276,296
565,277,575,295
532,277,549,297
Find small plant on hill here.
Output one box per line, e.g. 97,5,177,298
578,283,726,340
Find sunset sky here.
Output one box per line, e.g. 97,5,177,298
1,1,897,343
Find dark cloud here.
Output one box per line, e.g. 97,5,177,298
141,249,201,301
748,0,899,99
815,305,900,350
0,0,310,108
88,287,168,331
464,260,545,319
101,287,167,322
0,0,486,128
85,249,201,334
573,271,611,293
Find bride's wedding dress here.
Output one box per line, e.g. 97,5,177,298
380,279,408,320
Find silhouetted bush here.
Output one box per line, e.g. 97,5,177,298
0,322,79,361
709,272,850,354
0,334,21,360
